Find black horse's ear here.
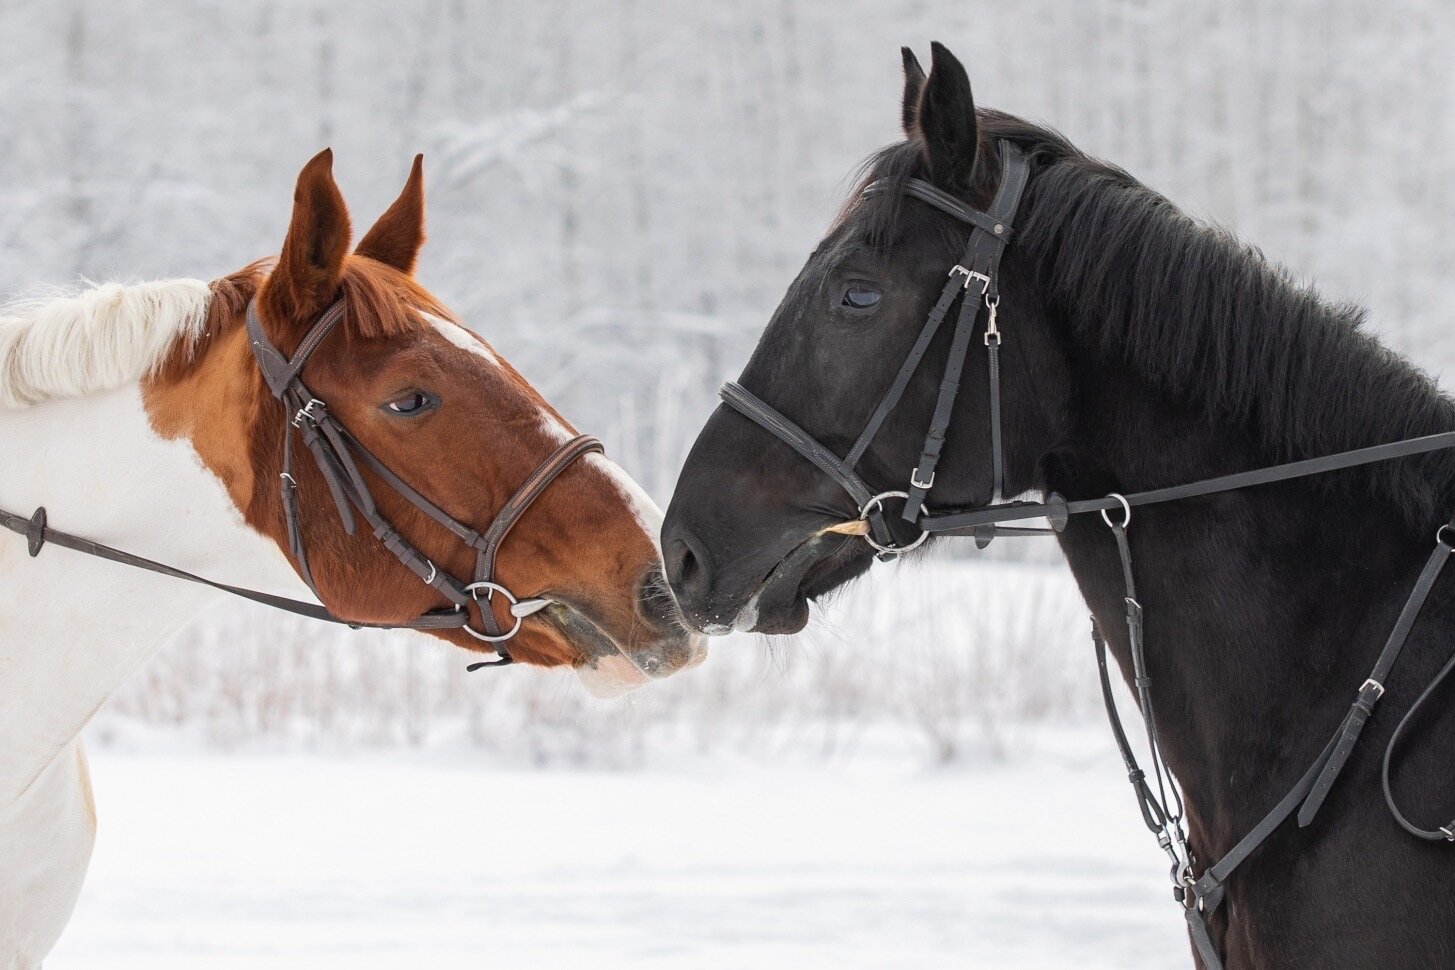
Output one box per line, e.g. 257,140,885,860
914,41,978,193
901,47,927,137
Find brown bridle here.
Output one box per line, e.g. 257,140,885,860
245,297,603,667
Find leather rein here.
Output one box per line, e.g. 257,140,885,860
716,139,1455,968
0,297,603,670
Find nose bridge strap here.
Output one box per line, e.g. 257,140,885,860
719,382,899,551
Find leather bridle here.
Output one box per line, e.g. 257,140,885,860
245,298,604,665
713,138,1455,968
722,139,1030,558
1,297,603,670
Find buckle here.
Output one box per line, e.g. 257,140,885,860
950,265,992,293
292,398,326,428
1360,678,1385,699
909,468,935,491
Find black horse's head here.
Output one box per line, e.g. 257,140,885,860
661,43,1072,635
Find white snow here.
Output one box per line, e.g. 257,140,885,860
50,731,1187,970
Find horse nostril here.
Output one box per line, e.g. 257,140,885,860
664,530,711,608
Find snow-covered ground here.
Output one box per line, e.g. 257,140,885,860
50,730,1188,969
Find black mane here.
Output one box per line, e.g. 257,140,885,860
846,110,1455,532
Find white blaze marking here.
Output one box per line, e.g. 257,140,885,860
423,313,501,368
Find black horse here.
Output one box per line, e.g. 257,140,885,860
661,41,1455,969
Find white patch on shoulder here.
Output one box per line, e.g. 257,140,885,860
424,313,500,368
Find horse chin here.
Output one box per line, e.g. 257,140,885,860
537,601,708,698
740,531,874,635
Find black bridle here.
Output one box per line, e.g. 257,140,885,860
1,297,603,670
715,139,1455,968
722,139,1031,558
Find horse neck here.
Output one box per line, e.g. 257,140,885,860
1042,346,1428,855
0,376,307,799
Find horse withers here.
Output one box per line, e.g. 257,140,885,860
0,150,705,967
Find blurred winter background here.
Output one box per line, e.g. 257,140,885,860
3,1,1452,967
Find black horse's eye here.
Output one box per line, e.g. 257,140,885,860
841,283,882,310
381,389,439,417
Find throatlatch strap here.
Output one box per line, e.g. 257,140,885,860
904,267,986,520
900,141,1028,520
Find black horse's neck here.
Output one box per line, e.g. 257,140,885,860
1000,148,1455,863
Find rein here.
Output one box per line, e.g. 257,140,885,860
716,140,1455,967
0,297,602,670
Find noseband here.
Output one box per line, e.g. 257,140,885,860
246,298,602,666
720,139,1031,558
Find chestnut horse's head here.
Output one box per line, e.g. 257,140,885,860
146,150,705,693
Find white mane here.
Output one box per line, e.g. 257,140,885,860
0,279,213,409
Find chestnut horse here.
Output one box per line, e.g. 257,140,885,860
0,150,705,966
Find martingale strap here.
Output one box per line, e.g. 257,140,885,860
1097,503,1455,970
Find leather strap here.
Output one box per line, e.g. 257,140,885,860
1382,644,1455,841
0,504,464,630
1298,526,1454,825
923,429,1455,535
904,275,985,519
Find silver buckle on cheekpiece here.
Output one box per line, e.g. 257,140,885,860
950,265,992,293
292,398,325,428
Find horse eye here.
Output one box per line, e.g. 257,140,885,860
382,390,438,416
842,283,882,310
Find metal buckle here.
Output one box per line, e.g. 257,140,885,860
858,490,929,556
460,580,525,642
292,398,325,428
909,468,935,491
950,265,992,293
1360,677,1385,699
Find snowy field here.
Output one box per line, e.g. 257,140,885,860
44,556,1193,968
50,729,1188,969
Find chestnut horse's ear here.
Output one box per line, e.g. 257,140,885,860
901,47,927,137
914,42,979,193
355,154,426,274
260,148,352,328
